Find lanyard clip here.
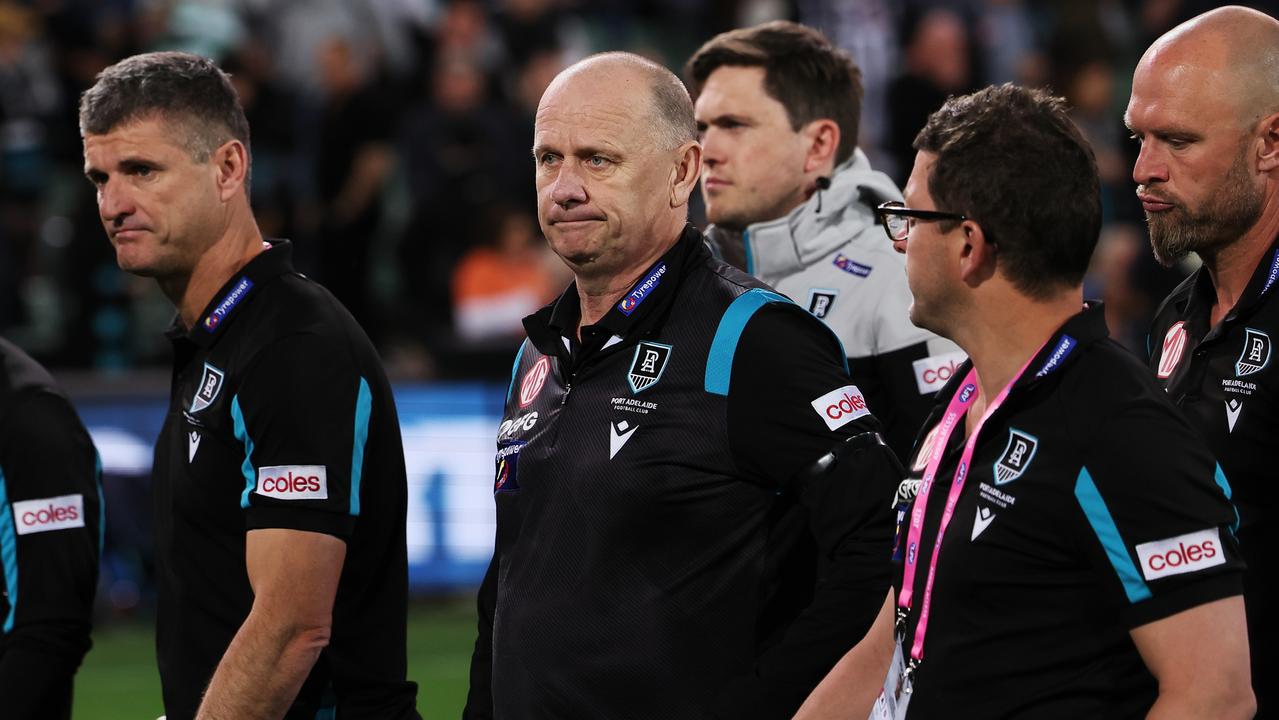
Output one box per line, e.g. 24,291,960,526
894,607,909,636
902,658,919,695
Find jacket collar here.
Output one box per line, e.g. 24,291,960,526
166,239,294,348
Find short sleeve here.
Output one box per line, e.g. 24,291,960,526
1074,396,1244,628
726,302,883,486
233,334,371,540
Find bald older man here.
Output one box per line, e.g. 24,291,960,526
1129,6,1279,715
462,52,900,719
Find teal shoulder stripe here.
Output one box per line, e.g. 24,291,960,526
1074,467,1151,603
95,451,105,561
350,377,373,517
506,340,528,405
705,289,791,396
232,396,258,509
1214,463,1240,535
0,468,17,633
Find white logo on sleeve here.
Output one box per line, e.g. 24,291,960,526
811,385,870,431
255,465,328,500
1135,528,1225,580
13,494,86,535
911,351,968,394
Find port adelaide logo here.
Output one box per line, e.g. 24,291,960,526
994,428,1038,485
190,363,225,413
1236,328,1271,377
628,342,672,393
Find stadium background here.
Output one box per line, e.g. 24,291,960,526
0,0,1272,716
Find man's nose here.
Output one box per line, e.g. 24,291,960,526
1132,141,1169,186
550,162,588,207
98,180,135,223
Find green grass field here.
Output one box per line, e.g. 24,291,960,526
74,598,477,719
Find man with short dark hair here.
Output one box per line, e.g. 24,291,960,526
799,83,1253,719
0,338,102,719
1129,6,1279,715
80,51,419,720
463,51,900,719
686,21,961,459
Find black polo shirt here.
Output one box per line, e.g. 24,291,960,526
0,338,101,720
1149,238,1279,715
465,226,899,719
153,241,418,720
895,304,1243,718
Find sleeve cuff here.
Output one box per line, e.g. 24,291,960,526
244,506,356,540
1122,571,1244,629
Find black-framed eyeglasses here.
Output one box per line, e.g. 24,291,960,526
875,201,968,242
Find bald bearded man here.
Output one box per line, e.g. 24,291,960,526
1129,6,1279,715
463,52,899,719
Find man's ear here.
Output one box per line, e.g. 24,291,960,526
958,220,997,288
1256,110,1279,173
802,118,840,175
670,140,703,208
213,139,249,201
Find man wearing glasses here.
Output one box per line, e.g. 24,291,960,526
795,84,1253,719
1129,8,1279,715
686,21,962,460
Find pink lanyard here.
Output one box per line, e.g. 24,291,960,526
897,349,1041,666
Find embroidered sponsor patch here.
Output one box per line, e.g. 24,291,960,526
203,277,253,331
1157,321,1187,379
1135,528,1225,580
994,429,1037,485
494,441,525,493
617,262,667,316
1235,328,1270,377
255,465,328,500
628,342,672,394
811,384,870,430
912,351,967,394
832,254,872,277
807,289,839,319
190,363,225,414
1034,335,1077,378
519,357,550,408
13,494,85,535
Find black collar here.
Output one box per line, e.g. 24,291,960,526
166,239,295,348
1178,235,1279,325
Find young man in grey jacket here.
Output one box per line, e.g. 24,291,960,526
687,21,962,458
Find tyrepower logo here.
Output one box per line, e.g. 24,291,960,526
811,385,870,430
13,494,86,536
1135,528,1225,581
911,351,968,394
255,465,328,500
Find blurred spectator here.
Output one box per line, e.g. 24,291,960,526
886,8,976,185
451,206,564,342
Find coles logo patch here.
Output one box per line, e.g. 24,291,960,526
911,351,968,395
519,357,551,408
811,385,870,431
1157,321,1188,379
1135,528,1225,581
13,494,85,536
255,465,328,500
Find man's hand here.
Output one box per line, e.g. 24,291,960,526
196,528,346,720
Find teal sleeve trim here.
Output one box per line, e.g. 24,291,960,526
506,340,527,405
95,451,105,561
350,377,372,517
704,289,791,396
1214,463,1240,535
232,396,258,509
1074,467,1151,603
742,229,755,275
0,467,17,633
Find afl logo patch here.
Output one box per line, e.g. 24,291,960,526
994,428,1038,485
1235,328,1270,377
519,357,550,408
1157,321,1188,379
628,342,672,394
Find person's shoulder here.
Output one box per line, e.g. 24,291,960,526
0,336,58,402
1056,337,1187,443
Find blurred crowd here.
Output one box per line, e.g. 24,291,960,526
1,0,1273,377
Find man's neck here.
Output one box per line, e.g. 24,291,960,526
573,229,681,335
1203,209,1279,327
956,290,1082,436
167,222,266,330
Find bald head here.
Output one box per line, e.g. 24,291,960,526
544,52,697,151
1140,5,1279,124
